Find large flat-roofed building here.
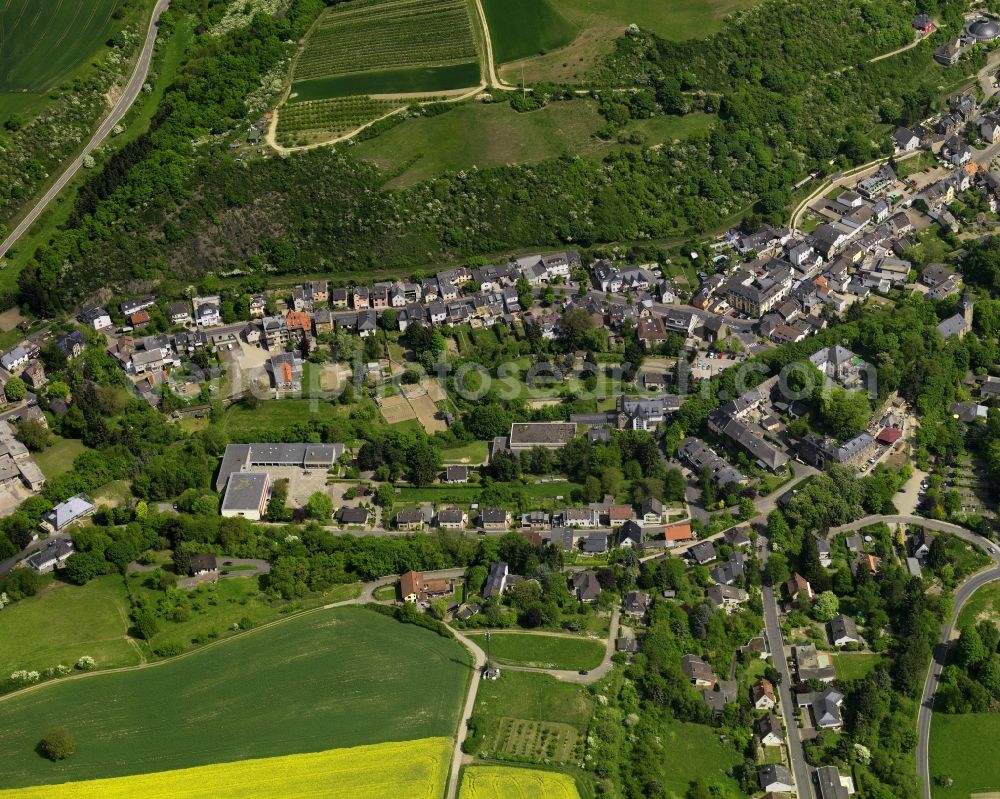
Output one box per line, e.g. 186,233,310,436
215,442,345,491
508,422,577,453
221,472,270,520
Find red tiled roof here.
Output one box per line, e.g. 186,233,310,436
876,427,902,444
665,522,694,541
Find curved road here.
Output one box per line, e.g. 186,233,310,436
0,0,171,259
830,514,1000,799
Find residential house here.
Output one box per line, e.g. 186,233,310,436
570,570,602,603
268,352,303,397
828,614,861,647
479,507,511,531
680,654,717,687
689,541,717,565
169,302,191,325
445,465,469,484
55,331,85,359
79,307,112,330
793,643,836,682
400,570,452,603
815,765,853,799
664,522,695,547
707,583,749,613
752,678,777,710
20,362,46,390
755,713,785,747
335,507,369,525
395,508,426,531
709,552,746,585
0,346,28,373
785,572,815,601
758,765,794,794
193,297,222,327
483,561,509,599
436,508,467,529
25,539,75,573
190,553,218,578
639,497,664,523
623,590,651,619
616,519,644,549
559,508,599,528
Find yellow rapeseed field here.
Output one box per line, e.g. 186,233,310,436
460,766,581,799
0,737,451,799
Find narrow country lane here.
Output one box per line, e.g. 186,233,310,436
0,0,172,258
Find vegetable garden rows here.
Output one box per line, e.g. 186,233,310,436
294,0,476,81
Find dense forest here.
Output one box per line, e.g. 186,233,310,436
13,0,978,314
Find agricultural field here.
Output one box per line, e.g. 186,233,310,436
930,713,1000,799
0,576,138,675
289,0,481,100
460,766,580,799
277,96,403,144
351,100,714,188
0,0,123,92
0,737,452,799
488,0,759,83
467,632,605,671
0,607,469,789
472,671,592,762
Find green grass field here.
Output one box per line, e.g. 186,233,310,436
291,62,480,101
32,437,88,480
0,0,122,92
441,440,489,464
959,581,1000,627
0,576,138,675
492,0,758,82
351,100,713,188
831,653,883,682
215,398,348,438
397,481,580,504
479,0,576,64
468,633,604,671
930,713,1000,798
0,606,469,790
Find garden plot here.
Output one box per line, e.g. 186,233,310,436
380,394,418,424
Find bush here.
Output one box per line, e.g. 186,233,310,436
39,726,74,761
154,642,185,657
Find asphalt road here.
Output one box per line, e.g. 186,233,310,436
760,530,814,799
0,0,171,259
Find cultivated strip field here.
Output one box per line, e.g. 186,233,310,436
290,0,480,99
0,0,121,92
277,96,403,137
0,607,469,789
0,737,452,799
460,766,580,799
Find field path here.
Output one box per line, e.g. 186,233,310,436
467,0,514,90
445,628,487,799
0,0,171,258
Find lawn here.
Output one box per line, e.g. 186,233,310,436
492,0,760,82
467,632,605,671
0,0,123,92
396,481,580,504
0,576,138,675
441,440,489,464
352,100,709,188
0,606,470,789
0,737,452,799
461,765,580,799
32,437,88,480
929,712,1000,798
831,653,883,681
653,719,743,798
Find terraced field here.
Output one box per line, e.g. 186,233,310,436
290,0,480,100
